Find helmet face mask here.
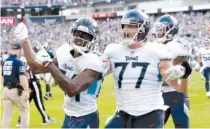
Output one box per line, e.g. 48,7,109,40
203,38,210,48
154,22,167,38
70,18,99,53
153,15,179,44
119,10,150,46
71,30,95,52
122,24,138,41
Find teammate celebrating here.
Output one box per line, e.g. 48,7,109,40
104,10,192,128
196,38,210,98
14,18,109,128
153,14,192,128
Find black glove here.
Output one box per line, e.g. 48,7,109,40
181,61,192,79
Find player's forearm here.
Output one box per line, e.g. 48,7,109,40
21,40,47,73
179,78,189,93
173,56,189,65
21,39,36,63
168,78,189,93
47,63,78,97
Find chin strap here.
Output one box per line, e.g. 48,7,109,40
73,44,88,56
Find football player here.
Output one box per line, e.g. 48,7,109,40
195,38,210,98
14,18,110,128
41,43,55,100
104,10,192,128
153,15,191,128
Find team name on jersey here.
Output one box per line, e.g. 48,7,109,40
62,64,74,71
125,56,139,61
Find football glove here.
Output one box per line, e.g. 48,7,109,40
36,48,52,67
14,22,29,41
165,65,185,82
181,61,192,79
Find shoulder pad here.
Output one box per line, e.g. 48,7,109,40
146,42,173,60
86,51,110,74
167,38,191,57
104,43,121,58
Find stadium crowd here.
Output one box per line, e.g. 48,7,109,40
1,0,64,7
0,0,101,7
1,11,210,51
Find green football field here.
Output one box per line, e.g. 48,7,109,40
1,71,210,128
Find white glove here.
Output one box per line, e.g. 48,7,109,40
14,22,29,41
36,48,52,67
165,65,185,82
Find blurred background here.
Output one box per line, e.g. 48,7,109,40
1,0,210,51
0,0,210,128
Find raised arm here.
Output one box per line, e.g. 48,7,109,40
21,40,48,73
15,22,56,73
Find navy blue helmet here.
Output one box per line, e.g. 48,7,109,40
70,17,100,52
154,15,179,43
120,9,150,46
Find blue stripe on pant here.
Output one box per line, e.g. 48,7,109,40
203,67,210,92
61,111,99,128
163,91,190,128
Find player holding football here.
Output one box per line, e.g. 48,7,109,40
104,10,192,128
195,38,210,98
14,18,110,128
153,14,192,128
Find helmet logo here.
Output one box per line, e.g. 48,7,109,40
123,18,136,24
78,26,88,32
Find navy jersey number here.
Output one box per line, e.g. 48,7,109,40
115,62,149,88
203,56,210,61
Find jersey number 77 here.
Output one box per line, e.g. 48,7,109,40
115,62,149,88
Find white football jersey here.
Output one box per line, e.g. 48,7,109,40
196,47,210,68
104,42,172,116
162,38,191,93
56,43,109,117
